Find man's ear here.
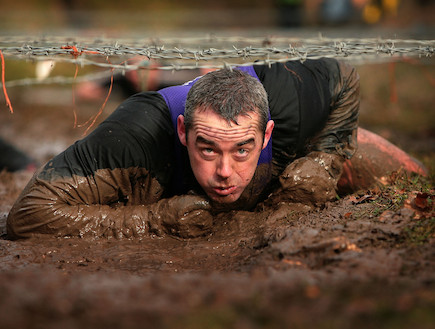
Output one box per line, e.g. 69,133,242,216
262,120,274,150
177,115,187,146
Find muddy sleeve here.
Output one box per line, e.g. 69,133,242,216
278,60,360,205
7,172,212,239
7,92,211,239
255,59,359,175
256,59,359,206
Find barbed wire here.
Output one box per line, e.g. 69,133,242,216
2,35,433,62
0,34,434,88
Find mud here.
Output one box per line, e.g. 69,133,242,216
0,169,434,328
0,79,434,328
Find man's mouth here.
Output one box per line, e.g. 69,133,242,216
212,185,237,196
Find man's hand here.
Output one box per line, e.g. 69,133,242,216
147,195,213,238
267,152,344,207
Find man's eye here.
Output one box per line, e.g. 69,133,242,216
203,148,214,154
237,149,248,156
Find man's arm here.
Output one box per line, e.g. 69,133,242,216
262,59,360,206
7,92,212,239
7,171,212,239
305,60,360,159
279,60,360,205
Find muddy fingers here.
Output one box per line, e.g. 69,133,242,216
267,152,344,208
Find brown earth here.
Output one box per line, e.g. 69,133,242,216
0,61,434,328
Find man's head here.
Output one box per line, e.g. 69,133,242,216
183,69,269,134
177,69,274,204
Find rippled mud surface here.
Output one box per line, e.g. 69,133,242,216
1,168,434,328
1,74,434,328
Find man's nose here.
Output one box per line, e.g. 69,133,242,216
216,155,233,179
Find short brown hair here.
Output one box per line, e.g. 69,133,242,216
184,69,269,134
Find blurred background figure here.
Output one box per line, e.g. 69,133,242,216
295,0,403,26
321,0,355,25
0,138,36,172
275,0,304,27
357,0,400,24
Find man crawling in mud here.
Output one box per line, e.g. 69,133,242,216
7,58,426,239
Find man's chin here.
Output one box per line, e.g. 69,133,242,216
206,189,242,205
209,194,241,204
207,192,251,213
206,184,261,212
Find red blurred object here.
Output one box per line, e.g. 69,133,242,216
338,128,428,193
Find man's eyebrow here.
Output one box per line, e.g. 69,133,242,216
237,138,255,147
195,136,255,147
196,136,216,146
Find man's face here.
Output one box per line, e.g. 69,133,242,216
178,108,274,204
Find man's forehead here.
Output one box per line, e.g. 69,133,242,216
193,124,258,137
190,110,262,143
191,108,261,129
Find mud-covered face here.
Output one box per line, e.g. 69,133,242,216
178,108,273,204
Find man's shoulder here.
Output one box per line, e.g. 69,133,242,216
102,91,172,130
254,58,340,79
121,91,167,108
